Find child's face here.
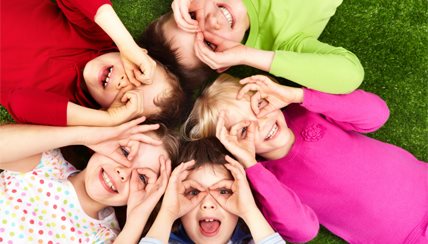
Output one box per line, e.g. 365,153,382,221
83,140,168,207
84,52,171,116
223,98,294,159
181,164,239,244
163,0,249,69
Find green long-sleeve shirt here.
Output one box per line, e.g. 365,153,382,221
243,0,364,93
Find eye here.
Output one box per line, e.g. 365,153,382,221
186,188,201,196
189,11,197,20
240,126,248,138
138,174,147,185
258,99,268,109
204,40,217,51
120,147,129,157
219,188,232,195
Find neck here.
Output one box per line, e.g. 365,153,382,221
68,171,106,219
260,128,295,160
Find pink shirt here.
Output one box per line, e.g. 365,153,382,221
246,89,428,243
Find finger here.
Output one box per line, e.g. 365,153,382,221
133,69,146,85
183,179,206,192
215,111,226,139
173,1,199,32
126,68,140,87
257,104,275,118
132,123,160,133
202,31,227,50
209,179,233,191
245,121,256,144
237,83,260,99
129,132,162,146
250,92,261,115
126,140,140,161
229,120,251,137
190,191,208,206
224,163,245,181
130,169,145,193
225,155,246,176
121,116,146,131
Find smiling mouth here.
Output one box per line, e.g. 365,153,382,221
100,169,118,193
265,122,279,140
101,66,113,88
199,218,221,237
219,6,233,28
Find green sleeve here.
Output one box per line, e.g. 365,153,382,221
270,33,364,94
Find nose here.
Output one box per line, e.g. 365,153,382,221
205,11,221,30
116,76,130,90
200,193,217,210
115,166,131,182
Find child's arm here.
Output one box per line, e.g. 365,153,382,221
94,4,156,86
216,111,319,243
145,160,207,243
0,117,158,170
239,75,390,133
210,157,284,243
114,158,171,244
195,32,363,94
67,89,145,126
57,0,156,85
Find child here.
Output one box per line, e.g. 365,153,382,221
139,138,285,244
1,0,186,127
182,74,428,243
141,0,364,92
0,117,178,243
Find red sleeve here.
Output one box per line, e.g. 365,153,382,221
56,0,112,36
6,89,69,126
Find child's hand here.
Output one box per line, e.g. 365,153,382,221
237,75,304,118
107,90,145,125
210,156,257,218
216,112,257,168
171,0,206,32
194,32,248,72
161,160,207,220
119,46,156,86
86,118,162,167
126,156,171,220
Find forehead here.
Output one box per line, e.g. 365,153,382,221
221,99,257,127
187,164,232,188
163,17,199,68
131,141,168,174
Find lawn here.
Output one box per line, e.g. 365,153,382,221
1,0,427,243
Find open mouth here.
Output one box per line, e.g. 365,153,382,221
219,6,233,28
99,169,118,193
199,218,221,237
265,122,279,141
100,66,113,88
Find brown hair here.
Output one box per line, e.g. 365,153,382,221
146,62,190,129
139,12,216,93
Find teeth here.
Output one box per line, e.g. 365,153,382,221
102,171,117,192
108,67,112,77
203,219,215,222
219,7,232,27
265,124,278,140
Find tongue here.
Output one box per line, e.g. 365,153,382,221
200,221,220,234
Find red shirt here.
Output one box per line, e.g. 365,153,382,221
1,0,115,125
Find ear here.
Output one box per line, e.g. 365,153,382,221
216,67,230,73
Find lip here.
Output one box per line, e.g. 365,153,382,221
98,168,118,194
218,3,234,29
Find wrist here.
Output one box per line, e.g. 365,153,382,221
293,88,304,103
243,48,274,72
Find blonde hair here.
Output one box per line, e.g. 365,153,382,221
182,74,250,140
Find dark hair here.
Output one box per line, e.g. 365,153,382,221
177,137,230,169
139,12,216,93
146,62,190,128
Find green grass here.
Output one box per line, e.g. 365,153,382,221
1,0,427,243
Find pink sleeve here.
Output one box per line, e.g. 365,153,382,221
246,163,319,243
7,89,68,126
302,88,390,133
